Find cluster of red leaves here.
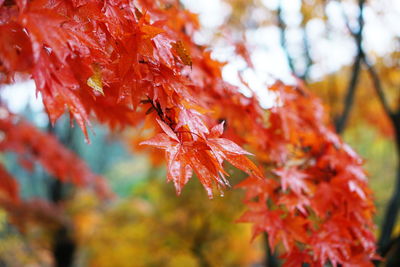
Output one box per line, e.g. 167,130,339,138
0,0,376,265
0,197,70,234
141,118,263,197
0,162,18,203
0,107,111,202
233,82,376,266
0,106,110,233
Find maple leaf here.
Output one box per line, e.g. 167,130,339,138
277,192,310,215
310,218,353,266
141,120,262,197
274,167,311,196
207,122,264,179
310,182,338,217
0,164,19,203
140,118,195,195
140,119,193,195
0,0,378,265
140,24,165,40
235,175,278,203
175,107,209,137
281,247,314,267
238,208,288,250
171,40,192,67
0,22,33,73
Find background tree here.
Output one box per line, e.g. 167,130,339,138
213,0,400,264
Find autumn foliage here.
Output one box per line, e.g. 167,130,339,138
0,0,377,265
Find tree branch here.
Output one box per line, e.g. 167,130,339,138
377,157,400,257
344,6,400,262
337,1,400,258
277,1,297,76
361,56,394,117
264,233,279,267
334,52,363,133
379,234,400,259
300,27,313,81
334,0,366,133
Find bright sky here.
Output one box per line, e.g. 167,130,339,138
181,0,400,106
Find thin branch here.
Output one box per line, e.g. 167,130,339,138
277,1,297,76
379,233,400,259
335,53,363,133
337,0,358,39
377,160,400,259
346,3,400,256
299,0,313,81
338,0,396,121
361,56,394,117
354,13,400,265
334,0,365,133
338,0,400,260
300,27,313,80
264,233,279,267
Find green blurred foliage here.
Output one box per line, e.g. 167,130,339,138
0,210,53,266
0,101,264,266
2,1,399,265
343,123,397,227
69,173,263,267
0,155,264,267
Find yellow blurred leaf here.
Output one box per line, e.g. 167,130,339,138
87,64,104,95
171,41,192,67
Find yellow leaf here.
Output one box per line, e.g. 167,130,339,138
141,25,164,40
171,41,192,67
87,64,104,95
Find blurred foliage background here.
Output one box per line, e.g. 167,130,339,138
1,0,400,266
0,113,263,267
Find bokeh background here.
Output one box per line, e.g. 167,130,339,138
1,0,399,266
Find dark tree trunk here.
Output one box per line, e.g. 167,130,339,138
377,113,400,258
48,124,77,267
52,226,76,267
385,236,400,267
264,234,278,267
50,179,76,267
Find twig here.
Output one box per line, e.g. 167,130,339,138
345,1,400,260
377,161,400,261
361,56,394,116
335,0,365,133
300,27,313,81
335,0,400,260
277,1,297,76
